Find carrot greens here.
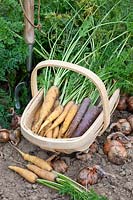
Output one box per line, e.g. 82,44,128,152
37,177,108,200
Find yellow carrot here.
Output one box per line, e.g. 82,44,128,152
32,86,59,134
13,147,52,171
27,164,57,182
39,122,53,137
59,104,79,137
38,105,63,134
39,123,51,137
47,101,74,132
8,166,38,183
53,126,59,138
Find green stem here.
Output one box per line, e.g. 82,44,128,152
54,171,87,191
37,179,62,191
77,31,128,65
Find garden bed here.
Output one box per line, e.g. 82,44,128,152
0,110,132,200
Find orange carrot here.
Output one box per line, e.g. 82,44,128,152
38,105,63,134
65,98,91,137
32,86,59,134
53,126,59,138
27,164,57,181
8,166,38,183
47,101,74,132
59,104,79,137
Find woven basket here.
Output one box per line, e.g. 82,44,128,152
21,60,120,154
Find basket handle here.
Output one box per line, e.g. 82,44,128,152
31,60,110,132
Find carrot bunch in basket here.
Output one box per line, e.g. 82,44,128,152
31,82,101,138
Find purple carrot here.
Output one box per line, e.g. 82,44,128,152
71,106,102,138
66,98,91,137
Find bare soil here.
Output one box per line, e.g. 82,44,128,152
0,110,133,200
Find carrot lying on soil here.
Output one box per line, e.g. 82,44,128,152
65,98,91,137
59,104,79,137
13,147,52,171
53,126,59,138
71,106,102,138
38,105,63,134
47,101,74,132
8,166,38,183
27,164,57,182
32,86,59,134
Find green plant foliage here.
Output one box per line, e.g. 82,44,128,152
35,0,132,94
0,0,132,127
0,88,13,128
0,0,27,127
0,0,27,81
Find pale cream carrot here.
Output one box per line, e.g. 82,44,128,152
27,164,57,182
32,86,59,134
13,147,52,171
8,166,38,183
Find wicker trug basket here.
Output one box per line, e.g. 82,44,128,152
21,60,120,154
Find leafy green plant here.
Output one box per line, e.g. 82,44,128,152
0,0,28,127
0,0,132,127
0,87,13,128
35,0,132,94
0,0,27,82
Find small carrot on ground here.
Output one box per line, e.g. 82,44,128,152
27,164,57,182
8,166,38,183
59,104,79,137
38,105,63,134
32,86,59,134
12,146,52,171
47,101,74,132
